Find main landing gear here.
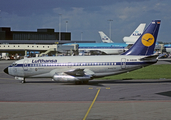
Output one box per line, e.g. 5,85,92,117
75,80,89,85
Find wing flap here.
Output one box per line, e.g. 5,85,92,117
64,68,85,76
64,68,95,76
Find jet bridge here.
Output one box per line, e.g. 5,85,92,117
39,44,79,56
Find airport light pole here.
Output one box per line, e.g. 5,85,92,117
59,14,62,41
66,21,68,32
108,19,113,40
81,32,83,41
0,10,1,26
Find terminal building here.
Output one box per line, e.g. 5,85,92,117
0,27,95,44
0,27,73,59
0,27,95,59
0,27,71,41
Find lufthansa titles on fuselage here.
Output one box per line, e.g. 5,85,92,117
32,59,57,63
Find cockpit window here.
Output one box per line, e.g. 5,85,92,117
12,63,17,66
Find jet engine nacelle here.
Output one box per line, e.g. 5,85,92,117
53,74,92,82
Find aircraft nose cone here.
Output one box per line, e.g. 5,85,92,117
4,67,9,74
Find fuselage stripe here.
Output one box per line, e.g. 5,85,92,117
9,61,155,68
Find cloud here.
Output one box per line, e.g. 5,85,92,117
0,0,171,42
0,0,149,16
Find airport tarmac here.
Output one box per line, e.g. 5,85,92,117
0,60,171,120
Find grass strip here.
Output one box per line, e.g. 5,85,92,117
100,64,171,80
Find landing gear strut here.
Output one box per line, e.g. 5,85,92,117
75,80,89,85
21,78,26,84
15,77,26,84
83,80,89,84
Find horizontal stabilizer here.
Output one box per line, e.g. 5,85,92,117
139,55,158,60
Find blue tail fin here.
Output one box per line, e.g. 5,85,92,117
122,20,161,56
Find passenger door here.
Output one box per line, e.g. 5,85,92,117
121,58,126,69
23,59,29,71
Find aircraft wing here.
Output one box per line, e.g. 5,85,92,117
64,68,95,76
65,68,85,76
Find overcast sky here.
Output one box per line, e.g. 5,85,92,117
0,0,170,43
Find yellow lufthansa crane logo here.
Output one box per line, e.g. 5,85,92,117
141,33,155,47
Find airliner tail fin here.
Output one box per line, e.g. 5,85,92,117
122,20,161,56
99,31,114,43
123,23,146,44
130,23,146,37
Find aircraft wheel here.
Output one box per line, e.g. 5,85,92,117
83,80,89,84
21,79,25,84
75,81,81,85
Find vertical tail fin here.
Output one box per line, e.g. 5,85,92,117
98,31,114,43
130,23,146,37
123,23,146,44
122,20,161,56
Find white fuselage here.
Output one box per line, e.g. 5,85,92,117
8,55,157,80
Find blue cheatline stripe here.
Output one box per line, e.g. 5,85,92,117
9,61,155,68
165,46,171,48
79,47,125,49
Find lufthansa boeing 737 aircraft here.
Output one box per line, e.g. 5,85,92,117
4,20,161,84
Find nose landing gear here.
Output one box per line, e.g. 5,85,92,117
15,77,25,83
21,79,26,84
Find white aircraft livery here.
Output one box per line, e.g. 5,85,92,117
99,23,146,44
98,31,114,43
123,23,146,44
4,20,161,84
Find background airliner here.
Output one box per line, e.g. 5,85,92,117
123,23,146,44
66,23,146,55
164,44,171,53
99,23,146,44
98,31,114,43
4,20,161,84
96,23,160,54
72,42,128,55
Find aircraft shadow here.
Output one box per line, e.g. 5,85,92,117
24,79,171,86
90,79,171,84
